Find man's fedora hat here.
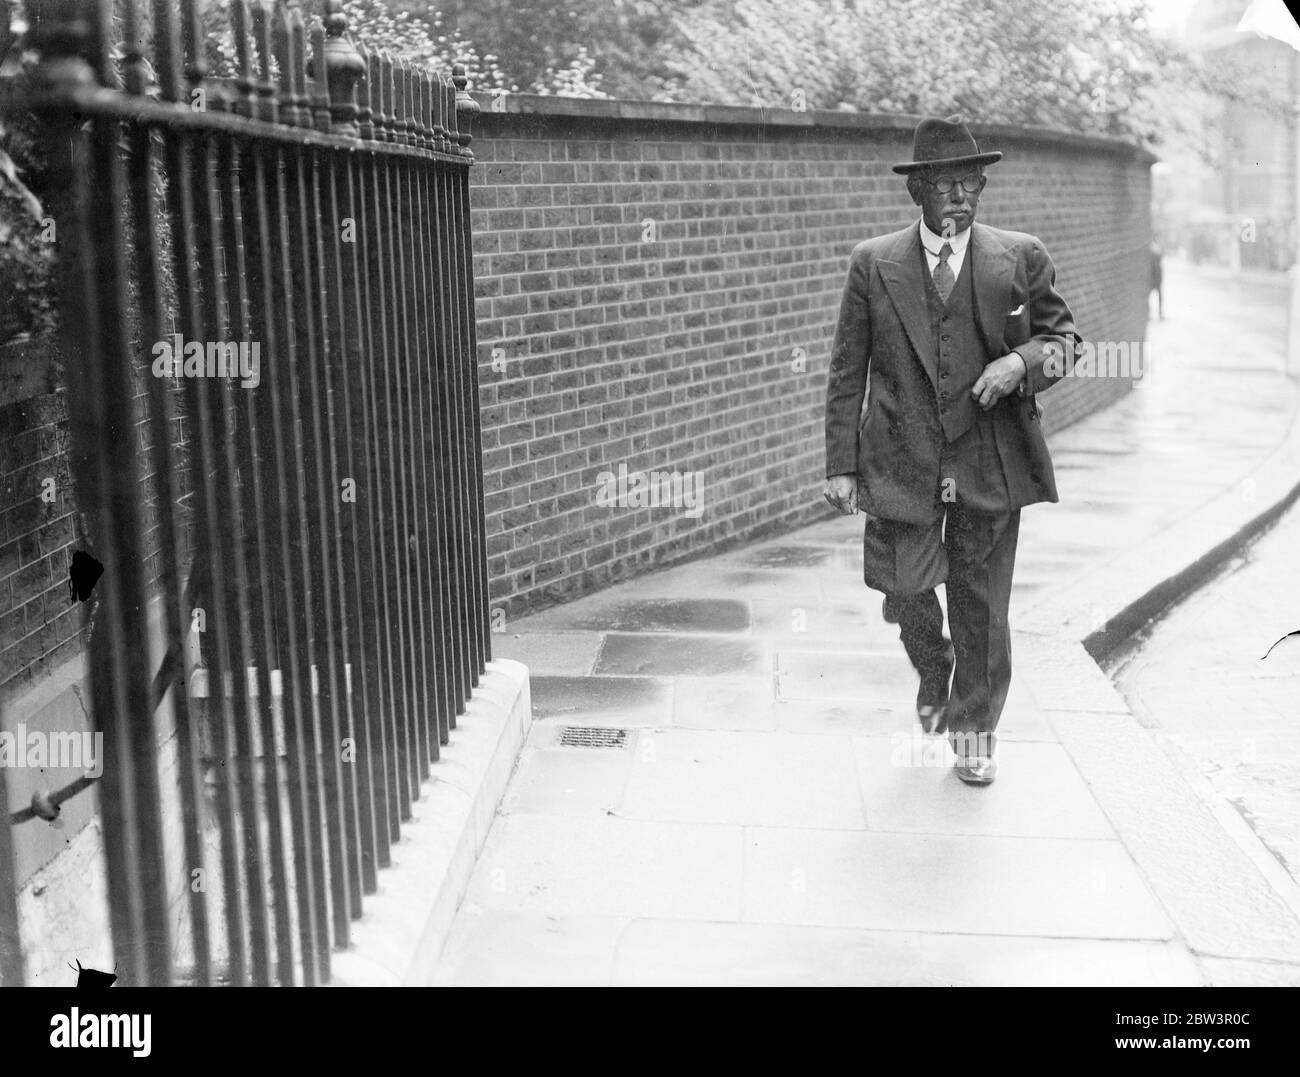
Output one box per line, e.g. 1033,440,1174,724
892,114,1003,174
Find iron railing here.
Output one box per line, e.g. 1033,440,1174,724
0,0,490,985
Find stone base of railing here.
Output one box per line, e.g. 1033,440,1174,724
326,658,531,987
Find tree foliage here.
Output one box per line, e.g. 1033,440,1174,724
430,0,689,99
367,0,1289,152
337,0,514,90
338,0,607,94
663,0,1172,142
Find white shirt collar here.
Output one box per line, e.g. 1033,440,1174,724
918,217,971,256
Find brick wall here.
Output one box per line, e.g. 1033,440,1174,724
0,339,81,708
0,337,188,709
470,98,1154,619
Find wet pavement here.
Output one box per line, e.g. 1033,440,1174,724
1111,497,1300,890
1011,260,1295,625
430,259,1300,985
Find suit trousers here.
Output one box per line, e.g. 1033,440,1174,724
882,503,1020,755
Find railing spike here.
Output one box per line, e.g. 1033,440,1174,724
437,68,453,155
231,0,259,117
354,39,375,141
381,50,397,142
419,68,435,152
367,48,386,142
432,67,449,154
393,55,411,147
251,0,278,123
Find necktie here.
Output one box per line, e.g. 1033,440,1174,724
932,242,955,303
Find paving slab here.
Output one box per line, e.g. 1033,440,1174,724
995,677,1055,741
703,568,830,601
489,631,603,676
852,737,1115,839
618,729,864,829
740,828,1174,940
502,737,637,819
774,698,913,737
748,595,899,640
431,909,628,986
671,676,778,730
513,561,751,607
595,632,767,676
466,814,743,921
732,544,840,569
776,647,917,704
558,597,750,634
529,674,673,726
609,920,1204,987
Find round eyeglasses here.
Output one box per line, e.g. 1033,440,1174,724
927,175,983,194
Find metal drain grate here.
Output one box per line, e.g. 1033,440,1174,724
558,726,630,749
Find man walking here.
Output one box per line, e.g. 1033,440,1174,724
823,116,1077,785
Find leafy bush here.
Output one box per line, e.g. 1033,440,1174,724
0,5,54,345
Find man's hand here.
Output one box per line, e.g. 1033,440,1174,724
971,353,1027,410
824,474,859,515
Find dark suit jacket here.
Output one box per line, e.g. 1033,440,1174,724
825,220,1077,525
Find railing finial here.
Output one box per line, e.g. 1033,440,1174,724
452,63,478,157
25,0,99,92
321,0,364,136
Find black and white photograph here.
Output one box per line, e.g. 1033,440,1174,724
0,0,1297,1044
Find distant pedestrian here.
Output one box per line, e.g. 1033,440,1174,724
823,115,1079,785
1150,240,1163,320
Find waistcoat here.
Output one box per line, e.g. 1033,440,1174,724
921,241,990,444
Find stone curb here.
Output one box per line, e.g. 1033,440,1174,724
1019,389,1300,652
327,659,531,986
1013,386,1300,975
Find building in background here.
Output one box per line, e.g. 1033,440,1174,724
1173,0,1298,270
